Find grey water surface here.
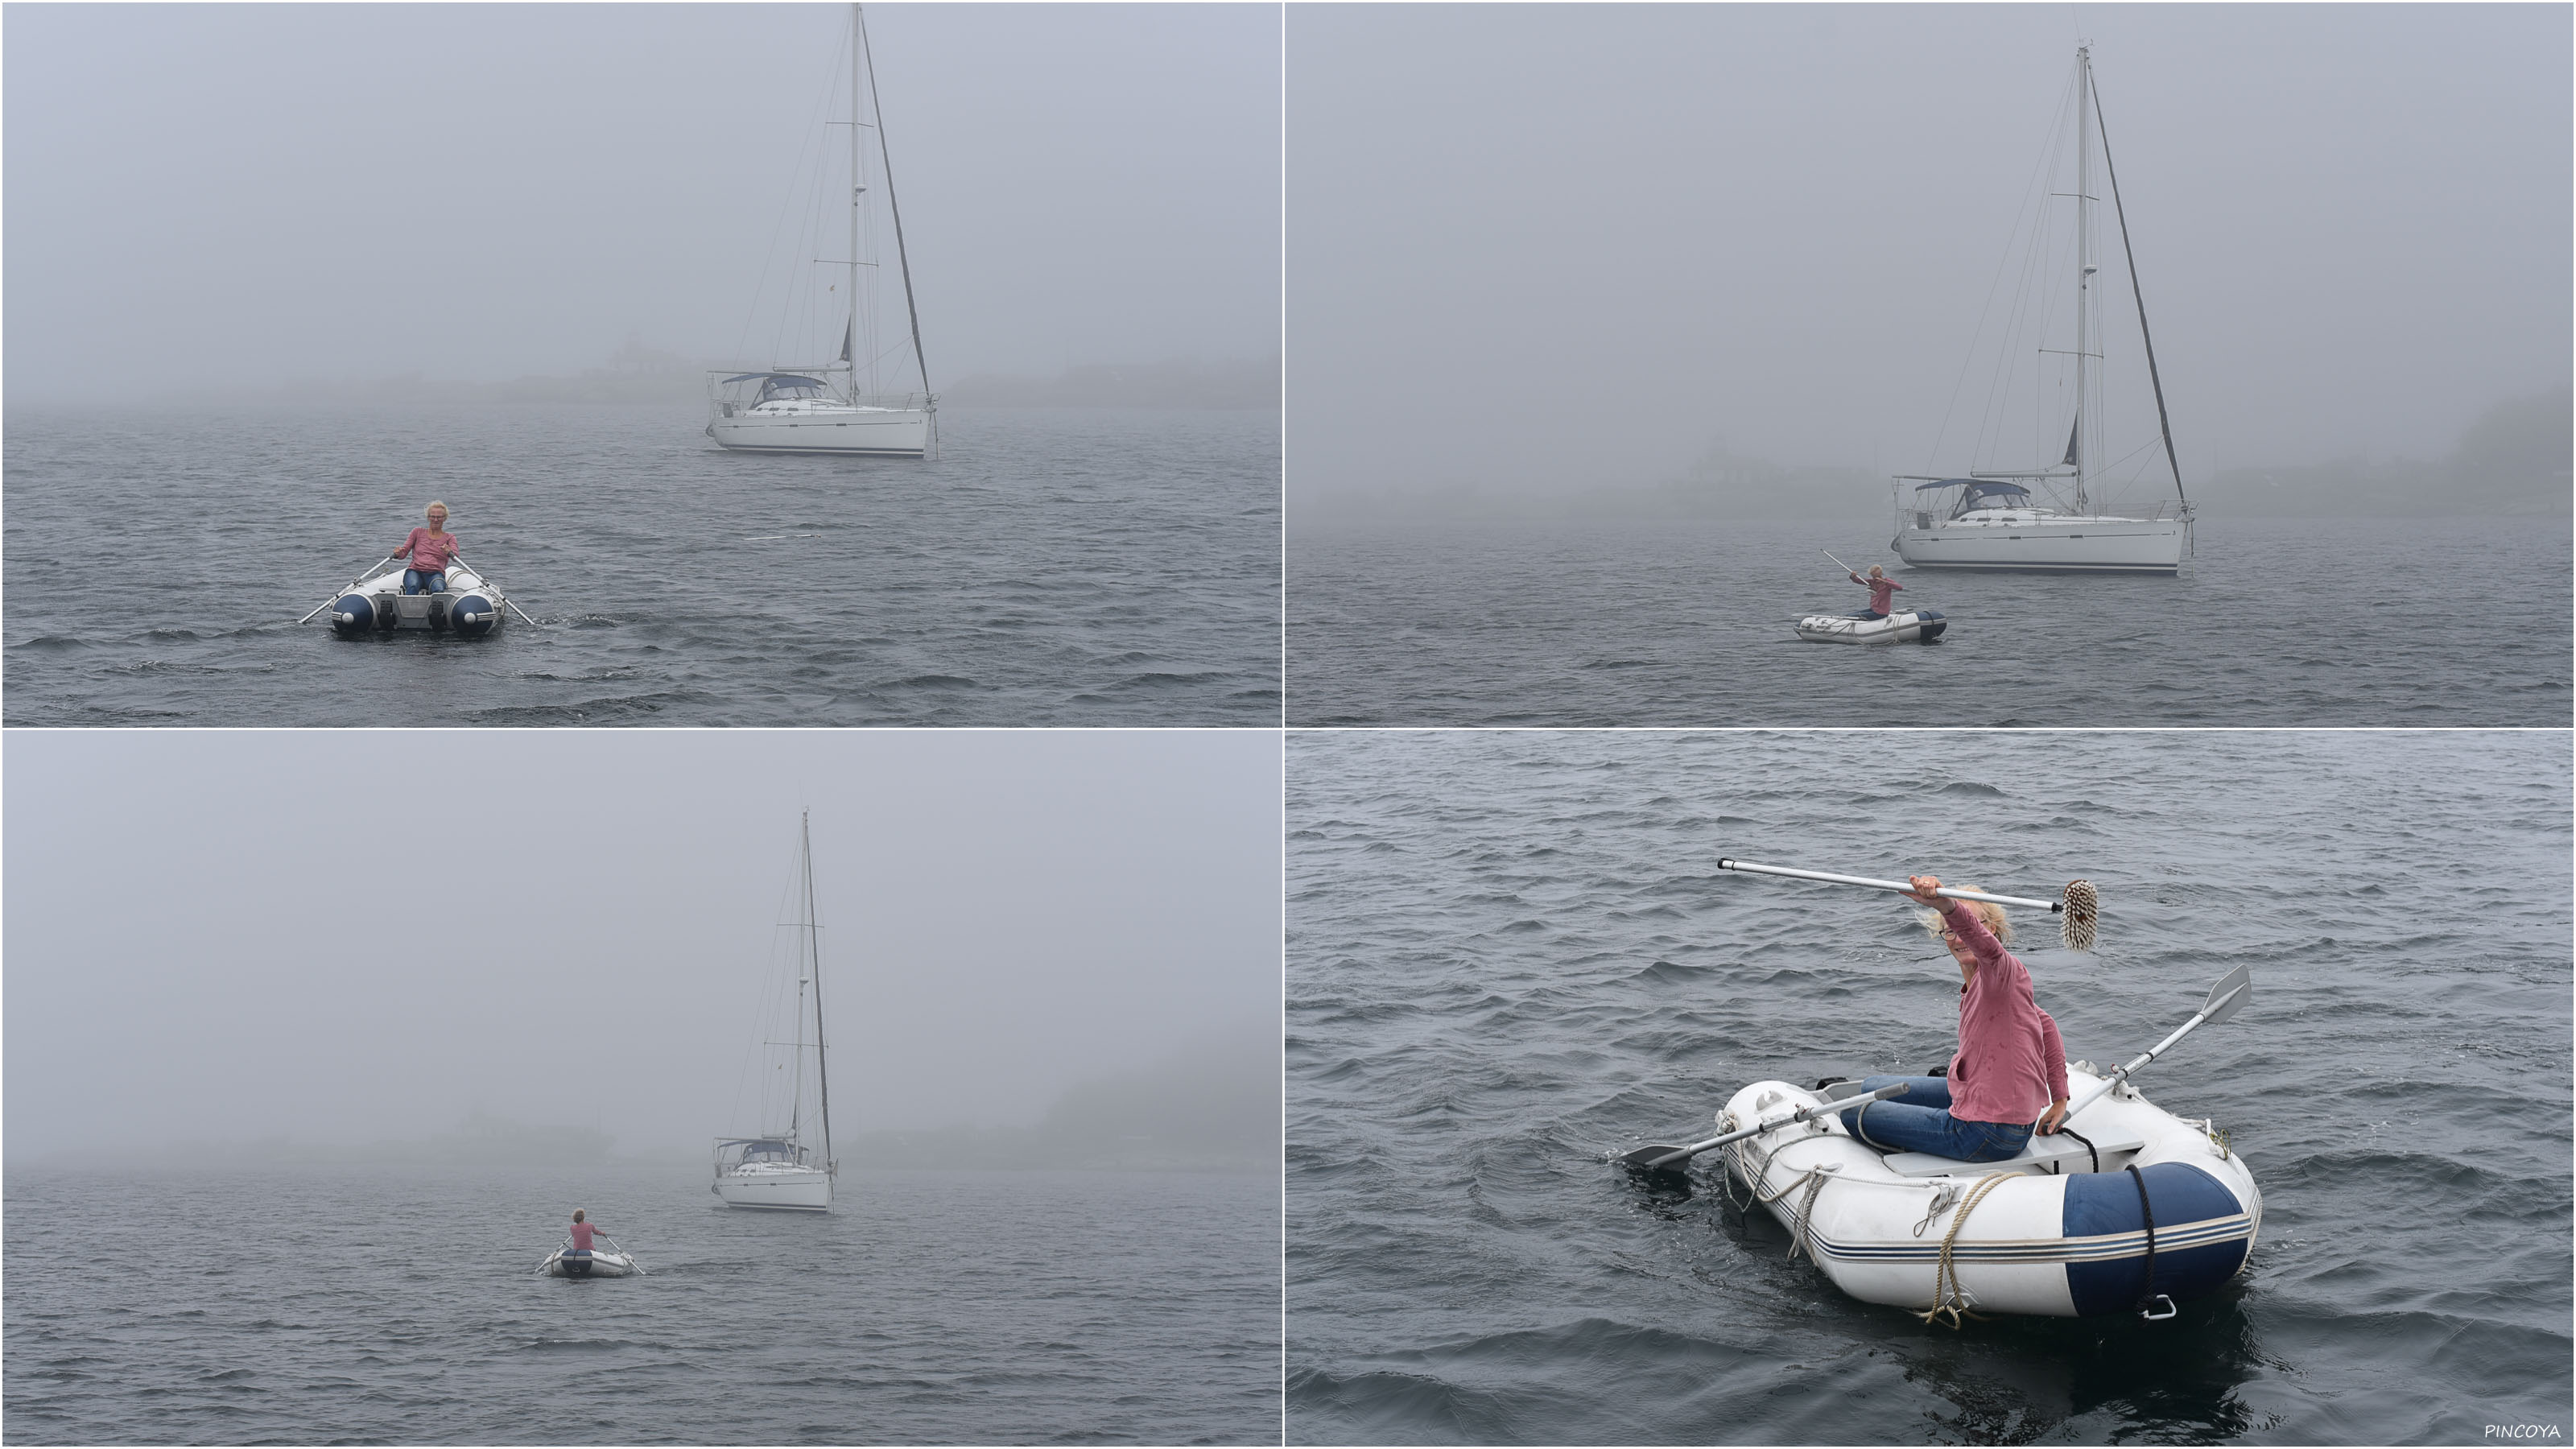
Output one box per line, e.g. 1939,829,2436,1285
2,403,1280,726
1288,517,2571,725
1286,731,2572,1444
3,1162,1281,1446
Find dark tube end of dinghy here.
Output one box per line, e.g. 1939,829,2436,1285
329,594,382,638
448,594,498,638
1914,610,1948,644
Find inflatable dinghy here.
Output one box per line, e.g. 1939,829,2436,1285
1716,1063,2257,1321
1795,609,1947,645
317,560,514,639
539,1245,639,1278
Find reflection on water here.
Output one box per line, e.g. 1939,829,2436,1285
1884,1295,2277,1443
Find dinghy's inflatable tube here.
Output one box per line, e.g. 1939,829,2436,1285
448,594,497,638
1794,609,1948,645
540,1248,636,1278
331,594,384,637
1717,1068,2259,1319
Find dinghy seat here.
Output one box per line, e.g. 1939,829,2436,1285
1879,1131,2145,1179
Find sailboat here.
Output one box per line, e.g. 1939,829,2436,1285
707,3,935,459
1892,46,2191,576
712,811,839,1212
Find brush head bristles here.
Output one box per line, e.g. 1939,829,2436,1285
2061,879,2099,950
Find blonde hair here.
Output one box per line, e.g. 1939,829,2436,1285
1917,886,2013,944
426,500,449,518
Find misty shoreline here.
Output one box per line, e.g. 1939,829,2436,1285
11,349,1283,413
8,1018,1282,1178
1295,386,2571,526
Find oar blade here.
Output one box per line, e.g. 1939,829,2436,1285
1615,1143,1694,1171
2198,963,2253,1025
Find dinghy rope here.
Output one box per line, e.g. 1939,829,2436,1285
2125,1165,2173,1319
2053,1126,2101,1174
1914,1171,2017,1329
1720,1108,1953,1260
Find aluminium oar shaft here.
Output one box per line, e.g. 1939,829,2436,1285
299,552,398,624
1620,1081,1909,1170
1716,857,2064,914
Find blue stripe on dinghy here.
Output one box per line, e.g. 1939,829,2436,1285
1814,1216,2252,1264
2062,1162,2250,1315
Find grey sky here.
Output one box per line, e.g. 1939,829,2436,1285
1288,3,2570,511
4,3,1281,398
3,729,1281,1160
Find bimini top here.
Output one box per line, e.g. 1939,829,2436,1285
1914,479,2034,509
719,374,833,403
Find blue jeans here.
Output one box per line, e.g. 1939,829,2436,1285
1835,1075,2033,1162
403,569,448,595
1856,609,1889,620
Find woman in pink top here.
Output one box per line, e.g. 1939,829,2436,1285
1833,873,2070,1161
567,1208,599,1257
393,501,460,595
1849,564,1904,620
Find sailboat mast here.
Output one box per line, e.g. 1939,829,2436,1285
805,808,835,1174
859,3,931,397
847,7,862,403
2093,64,2190,510
791,812,808,1141
2072,46,2093,514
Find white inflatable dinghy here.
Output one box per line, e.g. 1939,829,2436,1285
1716,1063,2258,1321
1794,609,1948,645
539,1244,641,1278
315,560,515,639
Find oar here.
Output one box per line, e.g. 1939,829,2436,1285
1716,857,2099,950
602,1233,645,1274
1616,1081,1909,1171
297,552,398,624
1823,548,1860,576
2057,964,2251,1125
448,557,541,627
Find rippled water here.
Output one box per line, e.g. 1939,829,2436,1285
1286,731,2573,1444
3,1162,1280,1445
3,403,1280,726
1288,517,2572,725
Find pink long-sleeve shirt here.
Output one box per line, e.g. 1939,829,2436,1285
398,527,458,574
1940,899,2070,1125
1862,575,1902,613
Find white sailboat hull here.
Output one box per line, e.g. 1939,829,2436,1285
1893,515,2185,574
712,1166,834,1212
708,407,930,457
